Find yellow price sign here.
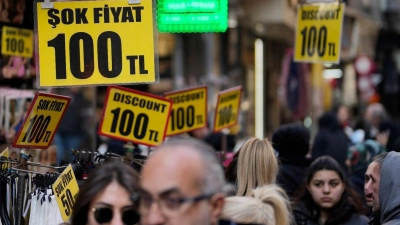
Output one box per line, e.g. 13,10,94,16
1,26,33,58
213,86,242,133
164,86,207,136
35,0,157,87
12,93,71,149
99,86,173,146
0,148,9,170
294,3,345,63
52,164,79,222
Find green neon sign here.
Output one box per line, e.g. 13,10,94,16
157,0,228,33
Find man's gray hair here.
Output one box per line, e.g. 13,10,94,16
160,137,227,194
373,152,390,166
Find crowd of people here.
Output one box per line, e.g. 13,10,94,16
61,102,400,225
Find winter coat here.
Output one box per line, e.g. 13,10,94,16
276,155,311,198
312,112,350,173
380,152,400,224
293,201,369,225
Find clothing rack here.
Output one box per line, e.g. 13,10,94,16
0,155,63,225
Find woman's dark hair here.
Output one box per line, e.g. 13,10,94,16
225,149,240,185
294,156,365,225
70,160,140,225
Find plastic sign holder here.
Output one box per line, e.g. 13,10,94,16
164,86,208,136
35,0,158,87
294,2,345,63
98,86,173,147
213,86,242,133
12,93,71,149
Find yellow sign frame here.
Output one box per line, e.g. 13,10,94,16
52,164,79,222
1,26,34,58
164,86,208,136
213,86,242,133
294,3,345,63
35,0,158,87
12,93,71,149
98,86,173,147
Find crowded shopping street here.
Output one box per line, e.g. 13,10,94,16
1,0,400,224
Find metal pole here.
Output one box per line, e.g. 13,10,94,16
255,39,264,139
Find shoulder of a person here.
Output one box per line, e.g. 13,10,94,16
341,214,369,225
382,219,400,225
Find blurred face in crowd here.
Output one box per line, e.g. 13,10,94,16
337,106,349,125
87,181,137,225
365,162,381,211
307,170,345,210
140,147,223,225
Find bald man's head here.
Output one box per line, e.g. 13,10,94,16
140,138,226,225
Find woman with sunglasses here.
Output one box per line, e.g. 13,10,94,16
293,156,368,225
68,160,140,225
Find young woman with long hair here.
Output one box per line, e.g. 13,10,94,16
293,156,368,225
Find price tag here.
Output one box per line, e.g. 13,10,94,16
35,0,157,87
98,86,173,146
1,26,34,58
213,86,242,133
12,93,71,149
164,86,207,136
294,3,345,63
52,164,79,222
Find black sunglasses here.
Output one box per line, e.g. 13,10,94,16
91,207,140,225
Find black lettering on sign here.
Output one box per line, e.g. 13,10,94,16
5,38,25,53
300,26,330,58
113,92,167,113
109,107,149,140
61,189,74,217
170,106,195,131
48,31,124,80
36,99,50,111
126,55,149,75
218,105,234,127
220,94,238,104
93,5,144,23
22,115,51,143
301,7,341,21
47,8,88,28
168,91,205,104
48,100,66,112
55,182,64,197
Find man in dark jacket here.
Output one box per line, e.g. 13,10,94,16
379,152,400,225
312,112,350,174
365,152,389,225
272,123,311,198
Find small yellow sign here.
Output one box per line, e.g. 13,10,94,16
13,93,71,149
164,86,207,136
52,164,79,222
0,147,8,158
36,0,157,87
99,86,173,146
213,86,242,133
294,3,345,63
1,26,34,58
0,148,9,170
